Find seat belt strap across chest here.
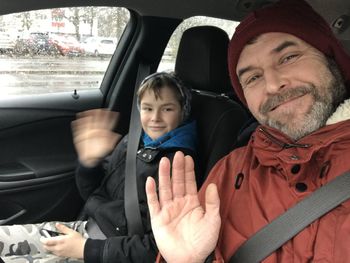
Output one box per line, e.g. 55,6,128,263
229,170,350,263
124,62,150,236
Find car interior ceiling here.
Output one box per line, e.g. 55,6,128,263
1,0,349,21
1,0,350,49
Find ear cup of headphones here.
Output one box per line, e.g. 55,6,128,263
177,82,192,121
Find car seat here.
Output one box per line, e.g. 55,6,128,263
175,26,249,187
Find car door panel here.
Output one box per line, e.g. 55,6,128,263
0,90,103,224
0,172,82,224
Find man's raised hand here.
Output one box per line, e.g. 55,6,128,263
146,151,221,263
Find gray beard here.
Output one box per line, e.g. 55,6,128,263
266,99,333,141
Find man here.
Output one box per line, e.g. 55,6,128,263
145,0,350,262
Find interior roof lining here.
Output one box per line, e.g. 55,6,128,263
1,0,350,41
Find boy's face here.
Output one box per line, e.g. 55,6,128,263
140,86,183,140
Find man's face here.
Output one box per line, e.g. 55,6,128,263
236,32,346,140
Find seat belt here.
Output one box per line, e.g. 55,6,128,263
229,170,350,263
124,62,150,236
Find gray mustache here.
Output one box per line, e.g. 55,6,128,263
260,86,313,114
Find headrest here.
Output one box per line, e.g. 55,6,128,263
175,26,232,94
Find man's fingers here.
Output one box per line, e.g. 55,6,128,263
158,157,173,207
204,183,221,246
172,151,186,198
158,152,197,201
146,177,160,219
184,155,198,195
204,183,220,217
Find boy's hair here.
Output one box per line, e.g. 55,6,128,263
137,72,192,121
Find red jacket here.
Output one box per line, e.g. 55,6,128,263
199,119,350,262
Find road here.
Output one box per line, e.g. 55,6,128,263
0,55,110,95
0,55,175,96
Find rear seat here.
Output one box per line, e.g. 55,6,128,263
175,26,249,186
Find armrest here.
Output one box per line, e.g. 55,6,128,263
0,162,35,182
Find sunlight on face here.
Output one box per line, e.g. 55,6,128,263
140,86,183,140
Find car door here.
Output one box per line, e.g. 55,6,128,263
0,5,132,224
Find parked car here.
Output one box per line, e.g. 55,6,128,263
51,35,84,56
14,32,59,56
28,32,59,55
82,36,117,57
0,32,15,54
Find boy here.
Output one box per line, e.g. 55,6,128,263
0,72,198,263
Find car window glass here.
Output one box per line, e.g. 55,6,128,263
158,16,238,72
0,7,129,96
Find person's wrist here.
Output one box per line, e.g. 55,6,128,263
78,238,87,259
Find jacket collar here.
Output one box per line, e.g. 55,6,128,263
251,103,350,166
326,99,350,125
141,120,197,151
252,98,350,150
251,120,350,166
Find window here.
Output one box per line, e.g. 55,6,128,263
158,16,238,72
0,7,129,96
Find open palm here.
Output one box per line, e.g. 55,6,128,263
146,151,221,263
71,109,122,167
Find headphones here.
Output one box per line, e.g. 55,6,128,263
138,72,192,121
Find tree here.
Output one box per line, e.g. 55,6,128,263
85,7,96,36
16,12,33,31
96,7,130,38
65,8,82,41
62,7,130,40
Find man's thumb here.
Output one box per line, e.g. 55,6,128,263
205,183,220,215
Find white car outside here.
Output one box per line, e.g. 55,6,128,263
82,37,117,56
0,32,15,53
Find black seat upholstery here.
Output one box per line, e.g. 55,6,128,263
175,26,249,186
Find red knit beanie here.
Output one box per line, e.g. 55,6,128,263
228,0,350,105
